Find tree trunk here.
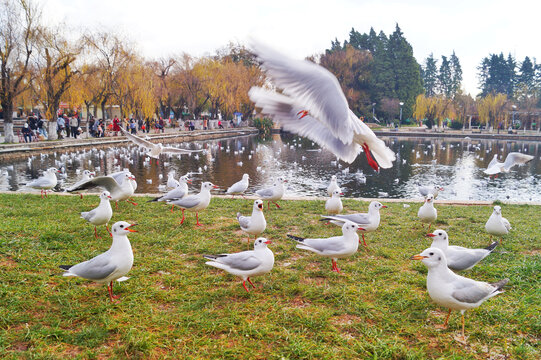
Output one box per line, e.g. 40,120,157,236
48,120,58,140
2,101,15,143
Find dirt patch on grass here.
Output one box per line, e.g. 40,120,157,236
288,296,311,308
522,249,541,255
0,255,18,268
330,314,363,326
8,342,30,352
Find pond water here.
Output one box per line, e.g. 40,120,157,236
1,134,540,202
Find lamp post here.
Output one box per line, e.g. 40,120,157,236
512,105,517,133
372,103,376,122
399,101,404,127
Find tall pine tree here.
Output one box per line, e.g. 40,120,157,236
422,54,438,96
450,51,462,96
438,55,452,97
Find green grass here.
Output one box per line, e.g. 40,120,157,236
0,193,539,359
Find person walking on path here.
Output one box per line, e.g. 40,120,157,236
70,116,79,138
112,116,121,136
37,117,48,139
57,116,66,139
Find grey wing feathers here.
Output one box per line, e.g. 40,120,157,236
161,146,202,154
68,255,117,280
121,127,154,149
237,215,251,229
211,252,262,271
256,188,274,198
503,152,534,171
418,187,429,196
451,283,493,303
67,176,120,192
324,213,370,225
170,195,200,209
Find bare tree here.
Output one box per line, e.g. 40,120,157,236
0,0,39,142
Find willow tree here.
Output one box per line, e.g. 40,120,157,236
477,93,508,129
0,0,39,142
413,94,453,129
114,58,156,119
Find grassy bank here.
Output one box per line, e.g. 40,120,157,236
0,193,539,359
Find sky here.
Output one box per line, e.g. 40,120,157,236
41,0,541,96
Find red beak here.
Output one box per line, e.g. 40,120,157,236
340,193,344,196
425,233,436,237
187,180,193,184
264,240,272,244
213,185,219,189
382,205,388,208
107,196,112,199
126,223,138,232
358,227,366,231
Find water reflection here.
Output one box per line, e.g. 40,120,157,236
1,134,540,202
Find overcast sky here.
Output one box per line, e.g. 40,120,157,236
42,0,541,96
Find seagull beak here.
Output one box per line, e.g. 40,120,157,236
258,203,263,210
410,254,427,260
425,233,436,237
126,223,138,232
381,205,388,208
439,187,444,191
340,192,344,196
107,196,112,199
187,180,192,184
358,227,366,231
213,185,219,189
129,176,136,180
264,240,272,244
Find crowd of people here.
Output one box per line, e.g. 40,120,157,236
19,113,238,143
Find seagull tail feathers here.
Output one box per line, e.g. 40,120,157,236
485,241,499,252
287,234,305,243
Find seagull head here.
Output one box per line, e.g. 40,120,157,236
425,194,434,203
332,189,343,198
254,237,272,249
202,182,219,191
342,221,364,235
435,185,444,191
254,199,264,211
100,191,112,200
425,229,447,243
331,175,337,182
410,247,446,268
242,173,249,180
493,205,502,215
276,177,287,184
371,201,387,211
48,167,60,174
180,175,192,184
111,221,137,236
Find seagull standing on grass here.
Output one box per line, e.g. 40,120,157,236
256,177,287,209
325,189,343,215
204,238,274,292
426,230,498,271
411,247,508,340
67,172,137,209
60,221,137,302
288,221,362,273
27,167,59,198
321,201,386,247
418,194,437,230
485,206,511,241
168,182,218,226
149,174,191,212
81,191,113,239
248,41,395,170
71,170,96,199
226,173,250,198
237,199,267,243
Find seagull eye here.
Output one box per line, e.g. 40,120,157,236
120,225,124,228
429,252,434,256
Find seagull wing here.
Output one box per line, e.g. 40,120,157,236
255,187,275,198
120,127,155,149
503,152,534,171
301,236,347,254
237,215,251,229
67,253,117,281
67,176,121,192
169,194,201,209
250,40,356,145
160,146,203,155
249,88,360,163
214,252,262,271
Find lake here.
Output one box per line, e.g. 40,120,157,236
1,134,540,202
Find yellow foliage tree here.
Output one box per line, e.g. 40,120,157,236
413,94,453,129
477,93,507,129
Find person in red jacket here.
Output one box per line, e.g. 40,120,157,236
112,116,121,135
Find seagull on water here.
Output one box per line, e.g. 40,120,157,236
418,185,444,199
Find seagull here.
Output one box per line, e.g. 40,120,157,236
411,247,508,340
418,194,437,230
204,237,274,292
59,221,137,302
71,170,96,199
327,175,340,196
148,174,191,212
166,170,179,189
418,185,444,199
120,127,202,163
237,199,267,241
255,177,287,209
81,191,113,239
325,189,343,215
226,173,250,198
27,167,59,198
67,172,137,208
288,221,363,273
484,152,534,176
167,181,218,226
248,41,395,170
320,201,386,247
426,230,498,271
485,206,511,241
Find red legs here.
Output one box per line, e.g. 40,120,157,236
241,281,250,293
331,259,341,273
40,189,48,198
195,213,202,227
427,223,432,231
361,143,380,172
267,201,271,210
170,205,175,213
115,201,118,210
436,309,452,329
297,110,309,119
107,281,120,302
127,198,138,206
94,226,101,239
272,201,280,209
242,195,247,199
40,189,44,198
247,277,256,288
80,194,83,199
461,314,465,339
359,233,368,247
180,209,186,224
106,225,112,236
